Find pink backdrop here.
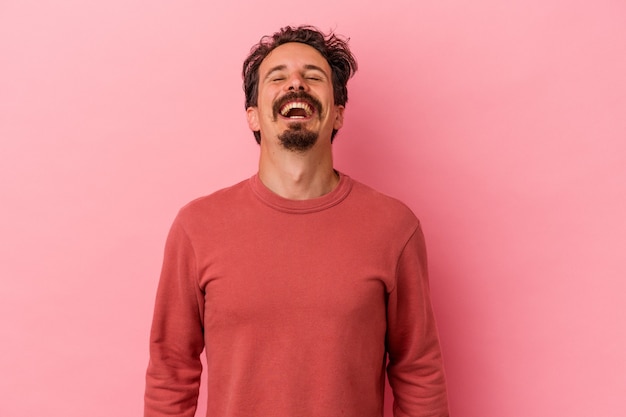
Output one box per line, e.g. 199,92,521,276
1,1,625,416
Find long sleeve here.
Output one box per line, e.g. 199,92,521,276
144,218,206,417
386,225,449,417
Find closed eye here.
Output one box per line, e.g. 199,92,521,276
264,65,288,83
303,65,329,81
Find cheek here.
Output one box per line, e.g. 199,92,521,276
262,94,280,116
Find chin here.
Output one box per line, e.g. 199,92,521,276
278,124,319,152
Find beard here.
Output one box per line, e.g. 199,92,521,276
278,123,319,152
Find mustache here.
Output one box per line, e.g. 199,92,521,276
272,91,323,118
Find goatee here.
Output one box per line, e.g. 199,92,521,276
278,123,318,152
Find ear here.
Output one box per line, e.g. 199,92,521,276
246,107,260,131
333,105,345,130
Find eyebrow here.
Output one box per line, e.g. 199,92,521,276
264,65,287,80
303,65,329,78
263,64,329,81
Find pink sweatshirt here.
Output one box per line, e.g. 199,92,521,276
145,173,449,417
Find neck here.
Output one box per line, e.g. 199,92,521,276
258,141,338,200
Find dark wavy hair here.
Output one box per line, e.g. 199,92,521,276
242,25,358,144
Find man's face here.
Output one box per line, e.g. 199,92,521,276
247,42,344,152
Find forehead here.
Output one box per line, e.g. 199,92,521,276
259,42,331,75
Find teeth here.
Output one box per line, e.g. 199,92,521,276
280,101,313,117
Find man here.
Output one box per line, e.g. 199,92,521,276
145,25,449,417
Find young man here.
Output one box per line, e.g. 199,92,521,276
145,26,449,417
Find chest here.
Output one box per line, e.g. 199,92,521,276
196,213,396,331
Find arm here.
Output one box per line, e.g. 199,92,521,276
144,218,205,417
386,225,449,417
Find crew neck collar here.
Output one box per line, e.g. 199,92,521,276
249,171,353,214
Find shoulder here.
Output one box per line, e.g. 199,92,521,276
174,177,252,226
348,177,420,227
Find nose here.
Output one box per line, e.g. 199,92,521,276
286,73,307,91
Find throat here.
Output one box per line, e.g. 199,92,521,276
259,167,340,200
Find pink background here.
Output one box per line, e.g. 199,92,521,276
1,1,625,416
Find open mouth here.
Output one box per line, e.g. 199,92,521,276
279,101,314,119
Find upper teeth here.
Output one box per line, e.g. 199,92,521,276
280,101,313,117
